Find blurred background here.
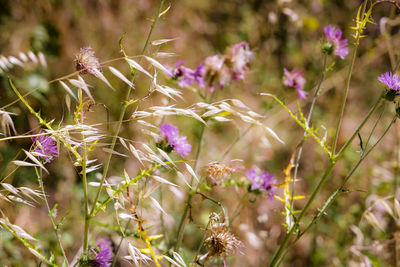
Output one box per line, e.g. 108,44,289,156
0,0,400,266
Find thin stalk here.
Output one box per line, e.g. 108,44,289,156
89,0,165,216
332,0,369,154
82,141,90,253
336,96,384,157
175,92,216,251
35,167,69,266
270,162,335,267
111,219,131,267
291,54,328,211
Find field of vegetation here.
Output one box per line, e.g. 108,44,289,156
1,0,400,266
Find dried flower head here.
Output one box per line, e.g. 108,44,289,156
75,46,102,77
206,163,235,184
204,218,243,259
283,68,307,100
160,123,192,157
246,167,277,199
324,25,348,59
0,110,16,136
90,237,113,267
31,133,59,163
378,72,400,93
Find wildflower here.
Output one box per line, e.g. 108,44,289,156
165,60,196,88
203,55,227,92
31,134,59,163
378,72,400,92
194,63,206,88
91,237,113,267
283,68,307,100
160,123,191,157
246,168,277,199
323,25,348,59
75,46,102,77
226,41,253,81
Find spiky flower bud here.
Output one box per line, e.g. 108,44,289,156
75,46,102,77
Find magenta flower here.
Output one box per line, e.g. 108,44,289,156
160,123,192,157
246,168,277,199
165,60,196,88
91,237,113,267
31,134,59,163
283,68,307,100
378,72,400,92
324,25,348,59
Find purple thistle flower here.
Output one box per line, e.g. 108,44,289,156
378,72,400,92
164,61,196,88
194,63,206,88
245,168,277,199
283,68,307,100
324,25,348,59
91,237,113,267
75,46,102,77
31,134,59,163
160,123,192,157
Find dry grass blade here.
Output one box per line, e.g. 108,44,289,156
108,66,134,88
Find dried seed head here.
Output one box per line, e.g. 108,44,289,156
206,164,234,184
75,46,102,77
204,225,243,258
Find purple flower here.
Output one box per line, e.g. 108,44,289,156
378,72,400,92
245,168,277,199
227,42,253,81
165,61,196,88
194,63,206,88
31,134,59,163
91,237,113,267
75,46,102,77
283,68,307,100
160,123,192,157
324,25,348,59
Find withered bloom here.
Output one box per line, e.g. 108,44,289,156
75,46,102,77
206,163,235,185
203,213,243,259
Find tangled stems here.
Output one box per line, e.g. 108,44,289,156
270,95,385,266
175,92,216,251
279,114,397,263
89,0,166,217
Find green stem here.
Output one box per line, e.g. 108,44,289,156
111,219,131,267
286,115,396,253
89,0,165,217
270,94,384,266
332,0,369,154
35,167,69,266
82,142,90,253
291,54,328,211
